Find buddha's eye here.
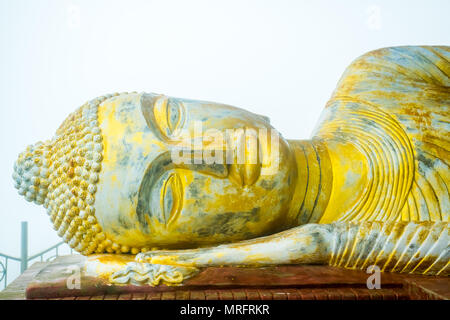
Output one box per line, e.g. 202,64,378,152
153,96,185,139
167,102,181,133
160,172,183,227
146,170,183,227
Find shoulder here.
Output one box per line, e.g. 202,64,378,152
338,46,450,87
314,46,450,223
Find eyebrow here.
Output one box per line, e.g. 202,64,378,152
140,93,167,140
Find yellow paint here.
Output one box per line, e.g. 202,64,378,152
15,46,449,279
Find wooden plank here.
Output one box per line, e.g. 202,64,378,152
174,290,190,300
189,290,205,300
205,290,219,300
297,289,315,300
245,289,261,300
258,289,273,300
145,292,162,300
0,261,48,300
118,293,133,300
132,293,147,300
231,289,247,300
283,288,300,300
271,289,287,300
218,290,234,300
403,277,450,300
161,291,176,300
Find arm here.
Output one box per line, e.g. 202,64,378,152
136,223,334,267
136,221,449,276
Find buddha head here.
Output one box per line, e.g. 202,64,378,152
13,92,298,254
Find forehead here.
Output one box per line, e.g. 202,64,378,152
98,92,167,162
94,93,167,235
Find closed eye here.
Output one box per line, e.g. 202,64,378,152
160,172,183,227
136,152,228,230
137,152,185,228
140,93,186,141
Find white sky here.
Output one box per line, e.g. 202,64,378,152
1,0,449,285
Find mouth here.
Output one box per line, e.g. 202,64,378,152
228,163,261,187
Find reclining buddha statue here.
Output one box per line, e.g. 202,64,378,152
13,46,449,285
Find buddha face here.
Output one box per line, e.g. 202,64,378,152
97,92,297,249
14,92,297,253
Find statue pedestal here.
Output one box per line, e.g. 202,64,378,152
1,255,448,300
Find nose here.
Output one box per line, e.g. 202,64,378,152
169,127,265,186
225,128,262,187
170,148,229,178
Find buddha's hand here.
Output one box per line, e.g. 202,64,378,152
135,250,201,267
136,223,334,267
109,262,200,286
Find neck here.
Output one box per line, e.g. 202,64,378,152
286,139,333,226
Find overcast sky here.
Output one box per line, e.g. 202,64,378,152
1,0,449,285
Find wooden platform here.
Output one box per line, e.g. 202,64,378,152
0,255,448,300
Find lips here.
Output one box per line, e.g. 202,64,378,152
229,163,261,187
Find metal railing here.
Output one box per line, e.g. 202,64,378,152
0,253,20,289
0,221,74,289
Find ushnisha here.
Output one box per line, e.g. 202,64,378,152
14,95,116,255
